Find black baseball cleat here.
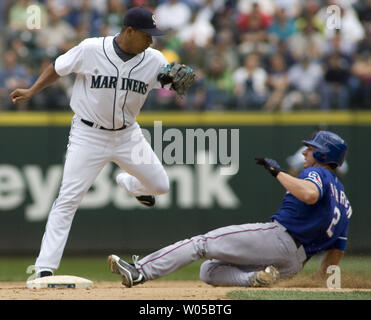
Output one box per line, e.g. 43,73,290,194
108,254,146,288
136,195,155,207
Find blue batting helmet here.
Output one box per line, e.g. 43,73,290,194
302,131,347,167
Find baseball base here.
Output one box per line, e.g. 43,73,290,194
26,275,93,289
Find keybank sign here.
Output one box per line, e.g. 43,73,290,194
0,152,240,222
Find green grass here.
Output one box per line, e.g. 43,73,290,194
0,256,111,281
227,290,371,300
0,255,204,282
294,254,371,277
0,254,370,283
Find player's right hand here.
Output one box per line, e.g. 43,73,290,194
10,88,33,104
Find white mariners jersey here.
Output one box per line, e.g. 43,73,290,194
54,36,168,128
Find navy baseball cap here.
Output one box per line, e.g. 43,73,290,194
123,7,165,36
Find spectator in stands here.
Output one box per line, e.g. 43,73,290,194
282,54,323,111
352,52,371,109
28,57,69,110
67,0,102,37
271,39,296,69
203,55,235,110
236,0,276,18
324,28,356,58
0,0,6,33
178,38,207,70
208,28,240,71
177,8,215,48
289,3,326,60
155,0,192,32
8,38,33,67
36,8,77,58
317,1,365,54
194,0,224,23
103,0,127,36
0,0,369,112
209,2,235,33
320,53,351,110
233,53,268,110
0,49,31,110
154,37,180,64
236,2,272,56
236,1,271,36
268,7,298,43
295,1,323,33
357,26,371,55
45,0,72,20
356,0,371,24
274,0,303,19
264,53,290,111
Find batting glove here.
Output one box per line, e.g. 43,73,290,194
255,157,281,178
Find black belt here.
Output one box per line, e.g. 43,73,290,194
286,230,302,249
81,119,126,131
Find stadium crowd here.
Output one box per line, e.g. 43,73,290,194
0,0,370,111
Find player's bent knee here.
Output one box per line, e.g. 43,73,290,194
156,182,170,195
199,261,214,284
151,175,170,195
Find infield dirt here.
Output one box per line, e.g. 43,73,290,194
1,276,371,300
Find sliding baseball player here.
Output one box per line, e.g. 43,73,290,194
108,131,351,288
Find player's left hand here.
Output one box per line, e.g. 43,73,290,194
255,157,281,177
157,62,196,96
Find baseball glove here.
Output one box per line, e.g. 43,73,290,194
157,62,196,96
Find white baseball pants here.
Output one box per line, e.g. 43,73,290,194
35,116,169,271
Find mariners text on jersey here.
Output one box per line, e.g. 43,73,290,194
54,36,169,129
91,75,149,95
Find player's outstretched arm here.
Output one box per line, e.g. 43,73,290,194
10,63,60,104
255,157,319,205
276,171,319,205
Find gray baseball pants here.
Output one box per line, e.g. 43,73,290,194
137,220,307,286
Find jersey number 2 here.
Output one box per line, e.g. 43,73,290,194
326,206,341,238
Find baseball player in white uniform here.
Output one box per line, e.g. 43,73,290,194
10,7,194,278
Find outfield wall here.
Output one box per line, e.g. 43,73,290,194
0,111,370,254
